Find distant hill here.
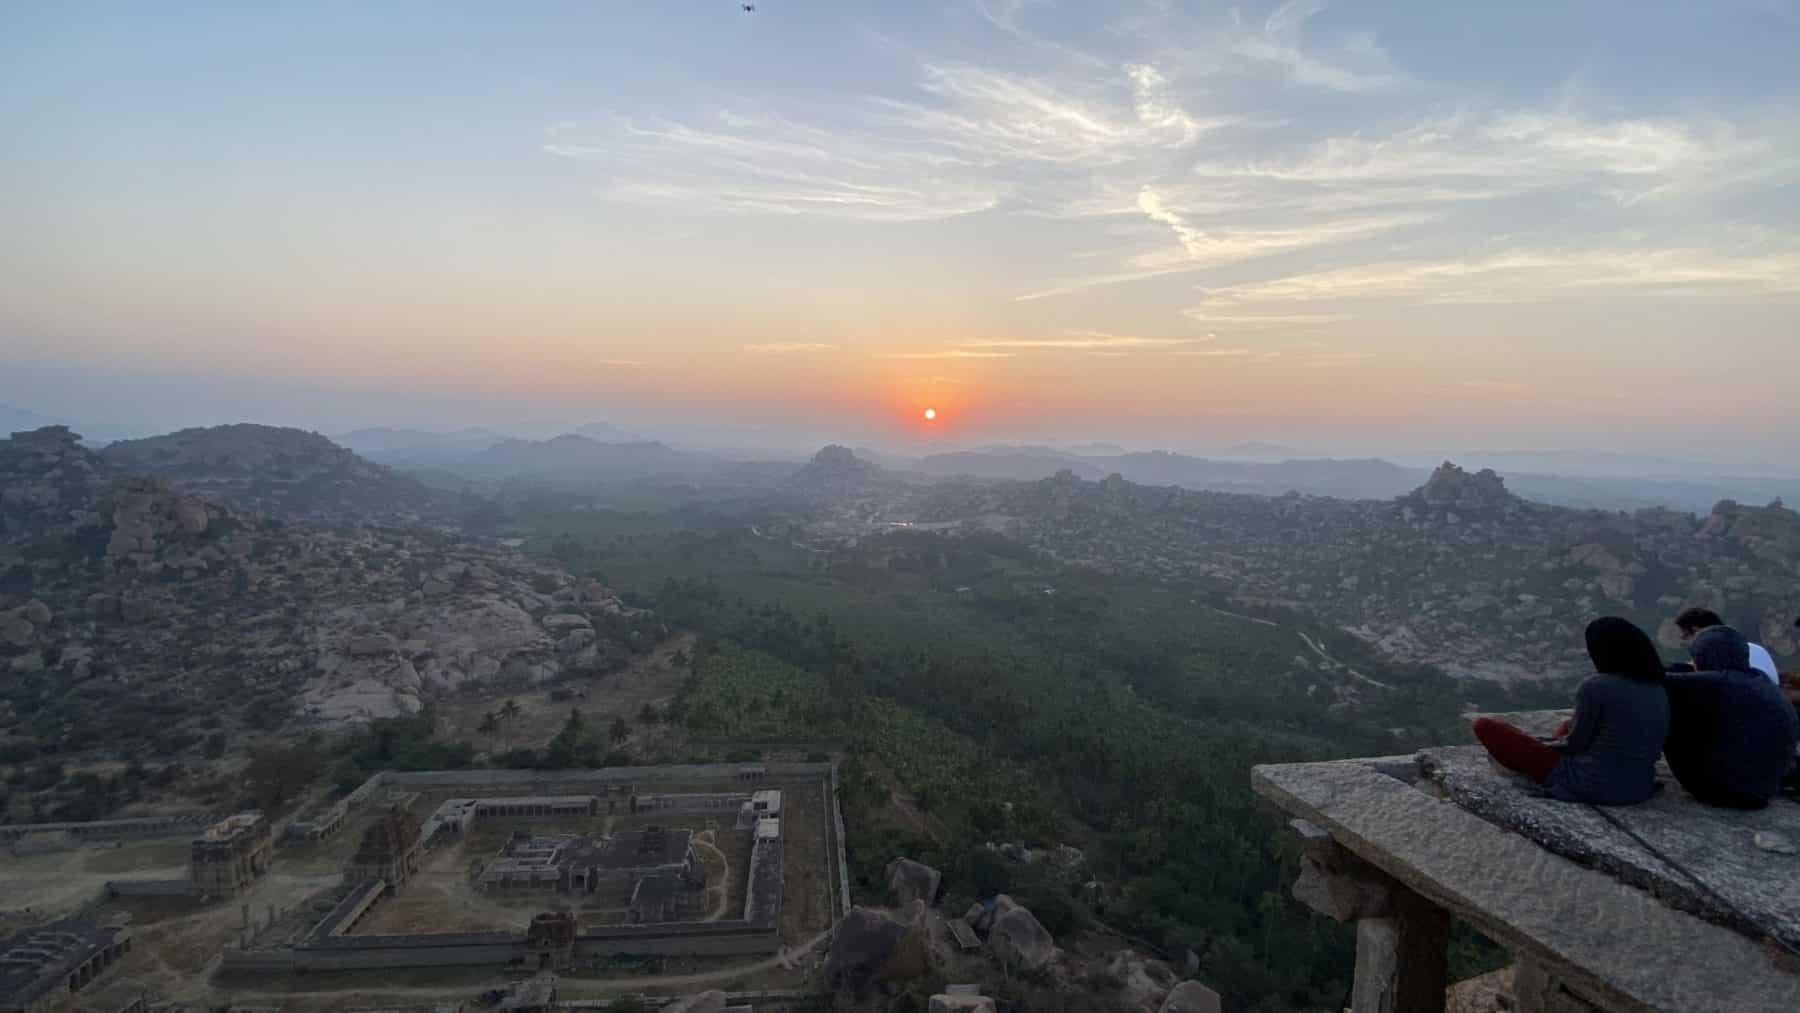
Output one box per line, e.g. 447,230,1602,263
462,434,711,481
792,445,885,496
881,444,1800,511
915,448,1106,482
1096,452,1422,499
1058,441,1131,457
573,421,643,443
337,426,493,453
100,424,438,524
1220,441,1299,461
338,426,513,468
902,446,1421,498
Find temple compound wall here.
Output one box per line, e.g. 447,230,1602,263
218,763,830,976
1,813,216,851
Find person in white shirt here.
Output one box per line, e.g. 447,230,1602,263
1674,607,1778,684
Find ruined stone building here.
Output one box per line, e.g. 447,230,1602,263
735,789,782,830
343,805,423,888
189,812,272,898
523,912,577,973
0,918,131,1013
478,828,702,903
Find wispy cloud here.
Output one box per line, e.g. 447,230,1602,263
545,51,1223,222
1179,311,1347,328
966,330,1203,350
546,1,1800,351
1194,106,1784,206
1228,0,1412,94
742,342,838,354
1194,245,1800,310
1175,346,1258,358
881,349,1016,360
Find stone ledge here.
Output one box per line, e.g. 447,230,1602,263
1252,758,1799,1013
1420,743,1800,952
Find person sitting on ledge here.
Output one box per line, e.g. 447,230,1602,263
1664,624,1799,810
1472,616,1669,805
1666,607,1779,684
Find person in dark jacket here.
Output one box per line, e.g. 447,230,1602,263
1663,625,1799,809
1472,617,1670,805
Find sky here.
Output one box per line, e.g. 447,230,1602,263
2,1,1798,458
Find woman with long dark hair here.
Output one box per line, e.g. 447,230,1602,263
1471,616,1669,805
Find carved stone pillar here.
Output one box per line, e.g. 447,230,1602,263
1289,819,1449,1013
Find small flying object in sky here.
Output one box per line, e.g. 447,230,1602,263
741,4,755,11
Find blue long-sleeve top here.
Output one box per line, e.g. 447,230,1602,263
1663,625,1799,809
1548,672,1670,805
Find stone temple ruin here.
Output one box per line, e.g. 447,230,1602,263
214,764,840,976
188,812,272,899
477,827,704,914
344,805,424,889
0,917,131,1013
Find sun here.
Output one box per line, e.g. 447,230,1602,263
922,407,937,421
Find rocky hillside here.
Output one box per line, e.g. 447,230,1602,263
1,427,655,769
99,423,438,525
793,445,886,494
894,463,1800,681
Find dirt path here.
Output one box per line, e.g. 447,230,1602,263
692,837,733,922
1205,605,1279,627
1296,630,1395,690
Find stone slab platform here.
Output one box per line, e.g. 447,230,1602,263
1419,742,1800,953
1252,757,1800,1013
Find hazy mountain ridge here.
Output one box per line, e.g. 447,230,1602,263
465,434,711,480
886,445,1800,512
775,452,1800,681
100,423,440,525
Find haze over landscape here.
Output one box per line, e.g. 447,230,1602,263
5,1,1798,462
3,5,1800,1013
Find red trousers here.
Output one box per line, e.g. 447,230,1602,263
1471,717,1561,784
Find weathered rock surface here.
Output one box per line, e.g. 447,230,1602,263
887,857,942,907
825,902,929,984
1159,981,1223,1013
987,894,1056,971
961,900,996,936
1419,738,1800,951
1106,949,1177,1008
0,427,652,742
1253,754,1799,1013
825,905,909,982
